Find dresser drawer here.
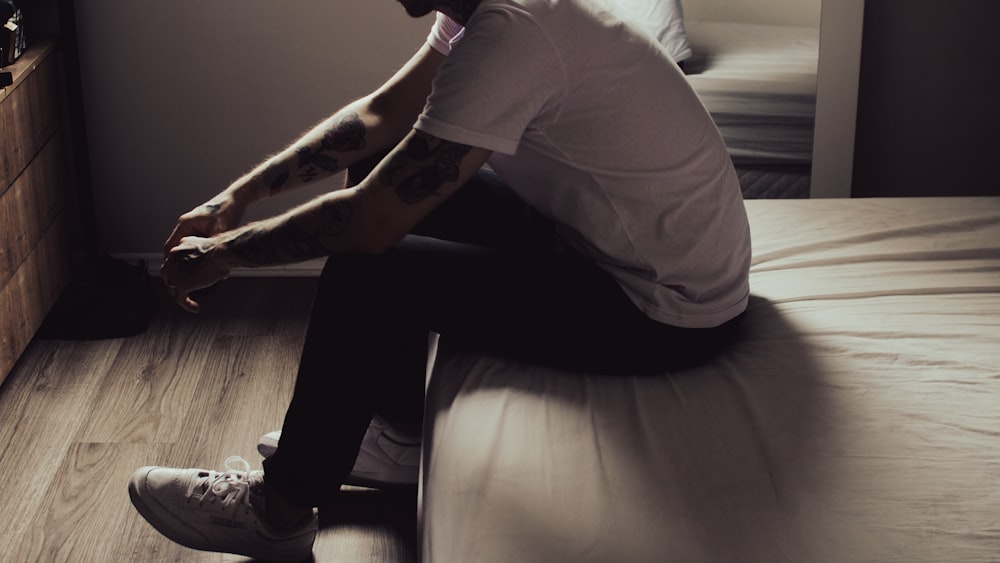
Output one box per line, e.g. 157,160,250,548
0,46,60,193
0,210,75,381
0,40,78,384
0,132,72,289
0,206,74,380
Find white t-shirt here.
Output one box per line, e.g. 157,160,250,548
417,0,750,328
610,0,691,62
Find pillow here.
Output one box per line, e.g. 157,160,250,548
611,0,692,63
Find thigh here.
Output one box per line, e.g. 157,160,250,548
357,236,715,374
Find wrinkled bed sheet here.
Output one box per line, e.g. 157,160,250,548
420,198,1000,562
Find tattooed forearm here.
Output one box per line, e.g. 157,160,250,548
296,146,321,183
297,146,340,172
254,110,369,192
394,170,447,204
225,198,355,266
227,227,272,266
319,200,353,238
228,222,327,266
380,133,472,204
274,221,333,260
322,111,367,152
293,111,368,183
261,162,290,192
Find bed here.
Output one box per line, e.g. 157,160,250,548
684,21,819,169
418,197,1000,562
682,21,819,199
608,0,819,185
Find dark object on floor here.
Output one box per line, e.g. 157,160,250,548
38,254,159,340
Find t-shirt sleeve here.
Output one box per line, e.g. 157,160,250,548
426,13,466,55
416,8,566,155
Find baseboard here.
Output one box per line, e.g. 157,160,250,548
114,253,326,278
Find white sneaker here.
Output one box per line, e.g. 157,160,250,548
258,415,420,488
128,456,317,562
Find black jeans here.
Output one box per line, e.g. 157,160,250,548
262,166,743,508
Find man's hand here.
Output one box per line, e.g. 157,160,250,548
163,193,246,259
161,236,234,313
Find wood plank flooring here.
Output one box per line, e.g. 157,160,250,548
0,278,418,562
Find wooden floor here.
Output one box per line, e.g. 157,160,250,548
0,278,418,562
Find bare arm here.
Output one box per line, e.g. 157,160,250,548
223,130,489,263
163,44,446,254
233,44,447,202
162,129,491,311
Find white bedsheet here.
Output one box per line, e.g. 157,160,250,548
684,22,819,166
420,197,1000,562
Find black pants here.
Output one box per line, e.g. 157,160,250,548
262,166,743,508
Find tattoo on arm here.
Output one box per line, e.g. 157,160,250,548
228,199,355,266
229,223,326,266
293,110,368,183
296,147,320,184
275,222,333,260
228,227,271,266
380,134,472,204
262,162,290,192
322,111,367,152
319,200,353,237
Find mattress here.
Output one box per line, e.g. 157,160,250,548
683,22,819,167
419,197,1000,562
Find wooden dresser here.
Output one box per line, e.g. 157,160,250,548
0,39,78,385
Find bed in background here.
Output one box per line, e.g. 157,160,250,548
684,22,818,166
684,21,818,198
608,0,819,197
418,197,1000,562
647,0,821,198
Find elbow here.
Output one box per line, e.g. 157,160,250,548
365,92,422,141
365,92,393,122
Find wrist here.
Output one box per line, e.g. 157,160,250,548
212,230,250,269
243,150,297,201
225,175,264,208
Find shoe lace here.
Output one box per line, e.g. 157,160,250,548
191,456,257,510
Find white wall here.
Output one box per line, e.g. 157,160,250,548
74,1,427,255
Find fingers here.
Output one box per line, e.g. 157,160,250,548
163,226,184,257
163,213,218,257
161,236,230,313
164,281,201,313
181,294,201,314
160,252,200,313
164,195,245,257
162,273,203,313
163,220,208,257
